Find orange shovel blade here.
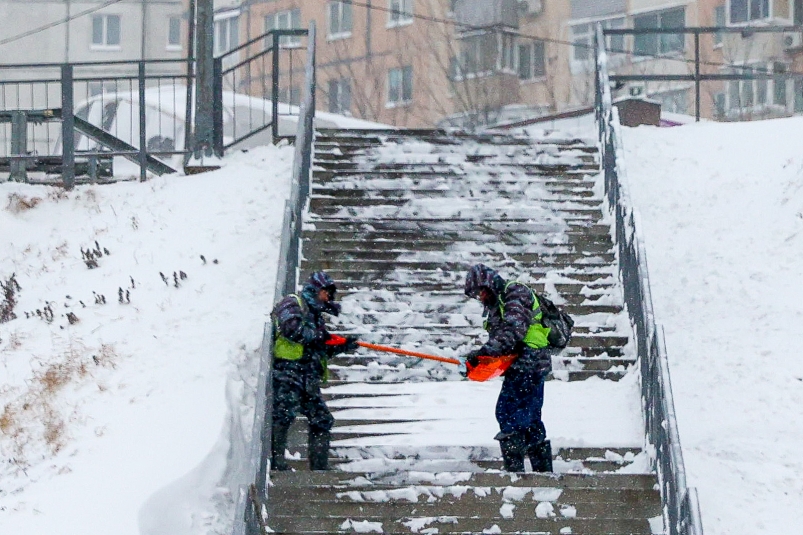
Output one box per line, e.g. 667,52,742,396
466,355,516,382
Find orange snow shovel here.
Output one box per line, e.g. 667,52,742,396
354,341,516,382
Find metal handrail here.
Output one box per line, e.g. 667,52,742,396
594,23,704,535
231,21,316,535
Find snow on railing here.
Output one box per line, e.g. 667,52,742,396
594,23,703,535
232,21,317,535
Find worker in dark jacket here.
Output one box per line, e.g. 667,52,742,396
270,271,357,471
461,263,553,472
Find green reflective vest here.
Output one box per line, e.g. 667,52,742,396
273,294,305,360
484,281,551,350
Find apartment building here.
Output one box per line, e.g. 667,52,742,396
0,0,188,110
226,1,803,127
0,0,187,66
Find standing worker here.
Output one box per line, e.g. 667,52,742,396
461,264,556,473
270,271,358,471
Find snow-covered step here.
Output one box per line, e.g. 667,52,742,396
303,216,609,230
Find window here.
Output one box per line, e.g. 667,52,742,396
795,78,803,112
387,66,413,105
656,89,687,114
518,40,545,79
571,18,624,62
572,23,591,61
713,92,726,118
168,16,182,49
279,86,301,106
714,5,726,46
774,63,788,106
499,33,516,71
633,8,685,57
459,32,497,75
265,9,302,48
92,14,121,48
328,78,352,114
328,1,353,38
388,0,413,27
728,62,786,113
214,16,239,55
729,0,769,24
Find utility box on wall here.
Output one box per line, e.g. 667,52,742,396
614,97,661,127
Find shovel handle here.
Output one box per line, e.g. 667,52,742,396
356,341,461,365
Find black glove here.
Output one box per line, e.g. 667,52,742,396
344,335,359,352
460,349,481,368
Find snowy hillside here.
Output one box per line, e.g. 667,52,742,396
620,118,803,535
0,145,294,534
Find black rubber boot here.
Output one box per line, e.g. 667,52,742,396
497,433,526,472
308,427,331,471
270,422,291,471
528,439,553,473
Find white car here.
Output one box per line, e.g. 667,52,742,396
69,85,388,175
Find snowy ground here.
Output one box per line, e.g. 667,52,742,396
0,132,646,533
0,145,294,534
620,117,803,535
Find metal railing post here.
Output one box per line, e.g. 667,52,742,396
694,31,701,122
192,0,215,157
138,61,148,182
61,63,75,190
10,110,28,182
213,56,224,157
272,32,280,142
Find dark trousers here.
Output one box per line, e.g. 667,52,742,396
495,363,546,448
272,359,334,432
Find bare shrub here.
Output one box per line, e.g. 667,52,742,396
6,193,42,213
0,403,16,434
0,341,121,467
37,362,72,396
0,274,21,323
43,409,65,453
46,187,69,202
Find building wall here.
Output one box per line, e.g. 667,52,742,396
245,0,463,128
0,0,186,66
233,0,803,126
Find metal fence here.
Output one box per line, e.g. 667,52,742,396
215,29,311,153
600,25,803,122
0,29,309,188
231,21,316,535
594,24,704,535
0,59,188,187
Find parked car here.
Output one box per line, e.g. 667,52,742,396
66,85,388,174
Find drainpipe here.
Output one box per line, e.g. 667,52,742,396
366,0,372,64
65,0,70,62
141,0,147,60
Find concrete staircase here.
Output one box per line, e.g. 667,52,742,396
268,129,660,534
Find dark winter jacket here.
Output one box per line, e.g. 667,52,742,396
271,283,339,374
479,281,539,356
471,269,553,376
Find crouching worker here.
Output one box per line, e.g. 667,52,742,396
461,264,554,473
270,271,358,471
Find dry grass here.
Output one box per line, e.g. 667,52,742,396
0,403,16,434
46,187,69,202
0,341,120,463
6,193,42,213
